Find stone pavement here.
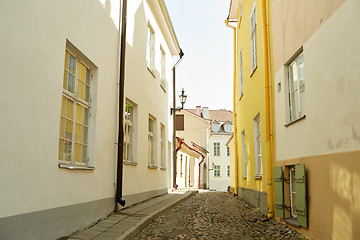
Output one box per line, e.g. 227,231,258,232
133,191,307,240
65,190,196,240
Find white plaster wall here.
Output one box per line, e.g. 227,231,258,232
0,0,120,218
274,0,360,161
209,135,231,191
122,0,176,196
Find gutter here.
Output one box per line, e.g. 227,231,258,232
115,0,127,210
224,19,238,196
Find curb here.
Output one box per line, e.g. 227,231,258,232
116,190,197,240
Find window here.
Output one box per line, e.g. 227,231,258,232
214,142,220,156
175,115,184,131
239,48,243,97
224,123,233,133
288,52,305,122
124,102,135,163
227,165,231,177
214,165,220,177
250,2,257,74
212,122,220,132
160,46,165,80
59,50,91,165
253,114,261,177
160,124,165,169
180,154,183,177
289,166,297,218
148,116,156,167
146,24,155,72
241,130,247,178
227,146,230,156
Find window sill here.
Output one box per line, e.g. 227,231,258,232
147,67,156,78
160,167,166,171
242,176,247,179
148,165,158,169
58,164,95,170
124,161,137,166
284,115,306,127
285,218,299,227
254,175,262,180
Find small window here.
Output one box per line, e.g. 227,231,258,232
239,48,243,97
214,165,220,177
288,52,305,122
124,101,136,163
146,24,155,72
224,123,233,133
241,130,247,178
214,142,220,156
160,123,165,169
227,165,231,177
148,115,156,167
212,122,220,132
253,114,261,177
160,46,165,80
250,1,257,74
175,115,184,131
227,146,230,156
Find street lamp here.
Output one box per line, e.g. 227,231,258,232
171,88,187,114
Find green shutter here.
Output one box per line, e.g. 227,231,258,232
274,166,284,218
295,164,308,228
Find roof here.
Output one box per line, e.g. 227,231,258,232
186,108,233,122
227,0,239,21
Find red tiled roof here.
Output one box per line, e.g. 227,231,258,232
186,108,233,122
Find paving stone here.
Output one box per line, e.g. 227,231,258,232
133,192,306,240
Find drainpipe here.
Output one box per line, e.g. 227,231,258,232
172,50,184,189
262,0,274,219
115,0,127,210
225,19,238,196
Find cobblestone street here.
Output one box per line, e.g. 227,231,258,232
134,191,306,240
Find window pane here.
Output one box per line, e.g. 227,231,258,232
82,145,87,163
61,96,66,117
78,81,85,100
65,119,73,140
67,73,74,93
64,140,72,161
63,70,68,90
83,126,88,144
59,139,64,160
148,118,153,133
69,54,76,73
84,108,89,126
66,99,74,119
74,143,81,162
86,68,90,85
78,63,85,81
75,123,83,142
85,86,90,103
76,104,84,123
59,117,65,138
65,51,69,69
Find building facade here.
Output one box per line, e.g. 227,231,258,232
272,0,360,239
0,0,181,239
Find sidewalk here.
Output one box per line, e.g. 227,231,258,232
66,190,197,240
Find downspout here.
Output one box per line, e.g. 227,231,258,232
115,0,127,210
225,20,238,196
262,0,274,219
172,50,184,189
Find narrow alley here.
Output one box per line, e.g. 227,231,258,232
134,191,306,240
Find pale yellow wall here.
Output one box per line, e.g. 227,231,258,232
0,0,120,218
235,0,268,193
273,0,360,161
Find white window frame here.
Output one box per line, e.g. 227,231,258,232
214,142,220,156
146,23,155,72
227,146,230,156
124,101,135,164
212,122,220,132
253,114,261,177
148,115,156,167
160,46,165,80
227,165,231,177
288,52,305,122
214,165,220,177
160,123,166,169
250,2,257,74
241,130,247,178
59,49,92,167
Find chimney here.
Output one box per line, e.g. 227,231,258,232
196,106,201,116
202,107,209,119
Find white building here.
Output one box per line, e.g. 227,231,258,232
208,110,233,191
0,0,181,239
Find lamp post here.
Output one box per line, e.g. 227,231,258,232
171,88,187,114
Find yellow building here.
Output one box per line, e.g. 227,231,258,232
226,0,275,217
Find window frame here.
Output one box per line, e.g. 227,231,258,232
58,49,92,167
148,115,157,168
239,48,244,98
214,165,220,177
241,130,247,178
124,101,136,164
160,123,166,170
227,165,231,177
253,114,262,178
146,23,155,73
250,1,257,75
213,142,220,156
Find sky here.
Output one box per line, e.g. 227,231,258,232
164,0,233,111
